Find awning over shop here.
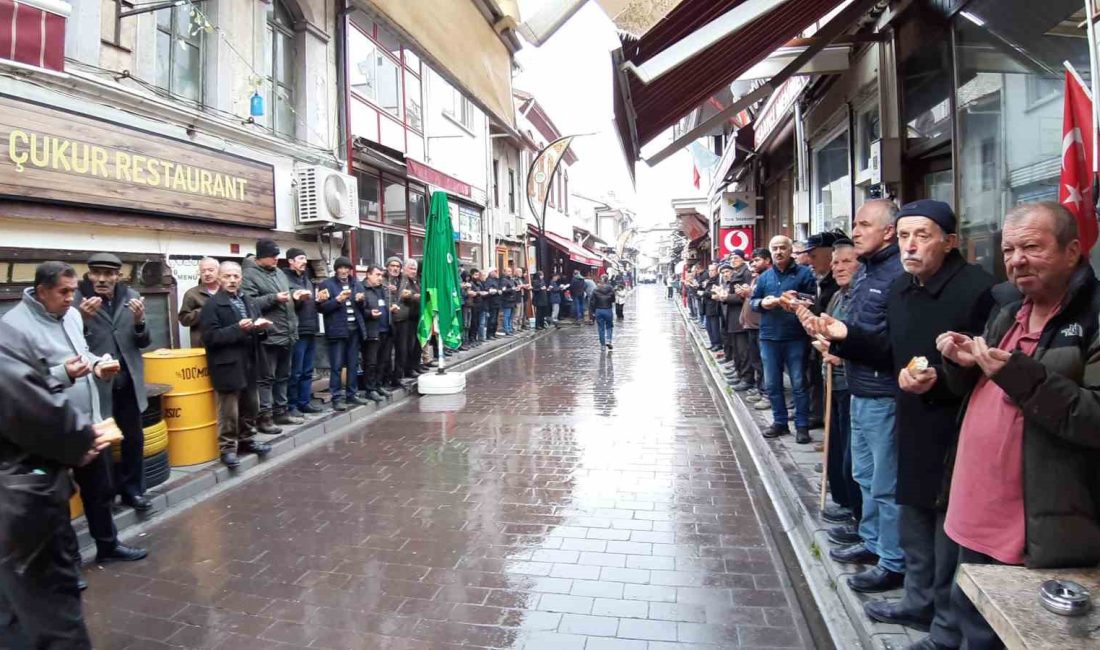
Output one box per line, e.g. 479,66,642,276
675,210,709,242
612,0,874,171
365,0,517,132
530,225,604,266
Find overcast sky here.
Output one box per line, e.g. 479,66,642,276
513,1,704,230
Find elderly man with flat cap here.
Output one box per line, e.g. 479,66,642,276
806,200,997,647
75,252,154,512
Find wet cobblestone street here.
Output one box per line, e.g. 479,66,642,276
83,286,815,649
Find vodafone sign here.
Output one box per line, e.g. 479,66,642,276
719,227,754,257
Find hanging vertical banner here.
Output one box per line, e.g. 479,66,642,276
526,136,575,218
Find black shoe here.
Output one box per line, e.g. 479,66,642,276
901,637,956,650
256,415,282,435
795,428,811,444
95,543,148,564
387,381,405,389
363,391,383,403
864,600,933,632
374,386,393,397
827,523,861,546
607,343,613,351
820,505,854,524
368,390,388,402
121,494,152,512
847,566,905,593
240,441,272,457
829,543,879,565
346,395,367,406
809,417,826,429
332,399,347,412
762,424,789,439
77,572,88,592
221,452,240,468
298,404,322,414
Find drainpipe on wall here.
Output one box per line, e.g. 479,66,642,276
336,0,355,269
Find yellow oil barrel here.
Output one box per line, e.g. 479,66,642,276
70,491,83,519
143,349,218,466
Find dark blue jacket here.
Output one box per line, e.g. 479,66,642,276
362,285,390,340
835,243,903,397
750,262,817,341
317,276,367,341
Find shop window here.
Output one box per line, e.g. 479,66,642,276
357,172,380,222
812,130,852,234
155,4,203,103
404,48,421,72
358,228,382,266
103,1,134,49
899,14,952,154
855,105,881,176
410,235,424,258
384,232,405,261
142,293,172,351
952,0,1092,277
264,0,297,138
349,29,403,119
409,188,427,228
383,178,407,227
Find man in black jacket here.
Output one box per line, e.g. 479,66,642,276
700,264,723,350
0,322,117,649
283,248,320,417
200,262,273,468
569,271,587,324
75,252,153,512
483,269,502,338
720,252,753,387
360,265,393,403
804,232,842,427
804,201,996,648
468,269,485,344
392,259,422,384
532,271,550,329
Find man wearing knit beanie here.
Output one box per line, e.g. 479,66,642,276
241,238,298,432
283,247,320,417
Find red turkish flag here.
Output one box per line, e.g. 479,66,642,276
1059,69,1098,252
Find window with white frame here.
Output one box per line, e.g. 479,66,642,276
264,0,296,137
155,4,203,102
349,28,403,120
443,84,475,131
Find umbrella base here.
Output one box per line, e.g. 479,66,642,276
418,370,466,395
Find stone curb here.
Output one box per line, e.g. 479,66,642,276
74,327,553,561
673,305,896,649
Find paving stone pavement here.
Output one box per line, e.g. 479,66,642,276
82,287,818,649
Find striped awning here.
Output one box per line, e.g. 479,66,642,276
0,0,68,74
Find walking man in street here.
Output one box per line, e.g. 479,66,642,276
393,258,421,386
2,261,148,567
592,275,616,351
76,252,153,512
584,272,597,324
318,257,367,411
0,320,121,649
178,257,220,348
242,238,297,431
939,202,1100,650
283,248,320,417
201,261,273,468
817,199,906,592
750,236,817,442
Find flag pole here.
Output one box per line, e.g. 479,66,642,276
1086,0,1100,173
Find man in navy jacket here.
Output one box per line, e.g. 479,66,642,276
751,235,818,442
821,199,907,593
317,257,367,412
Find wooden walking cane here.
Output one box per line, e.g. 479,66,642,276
819,363,834,512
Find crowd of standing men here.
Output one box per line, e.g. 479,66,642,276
678,199,1100,650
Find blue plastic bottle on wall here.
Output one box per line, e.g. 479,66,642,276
250,91,264,118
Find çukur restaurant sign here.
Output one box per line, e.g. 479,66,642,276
0,95,276,228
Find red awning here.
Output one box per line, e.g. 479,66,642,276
612,0,845,167
530,225,603,267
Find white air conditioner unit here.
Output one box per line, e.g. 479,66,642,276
296,165,358,230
